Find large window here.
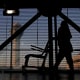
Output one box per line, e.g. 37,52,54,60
0,8,80,70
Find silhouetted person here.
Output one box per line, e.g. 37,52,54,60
54,20,74,72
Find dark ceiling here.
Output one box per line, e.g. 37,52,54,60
0,0,80,8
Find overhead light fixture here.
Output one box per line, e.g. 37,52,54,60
3,9,19,16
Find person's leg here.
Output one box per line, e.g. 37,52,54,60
66,53,74,72
54,51,64,70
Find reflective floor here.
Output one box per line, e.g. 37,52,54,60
0,71,80,80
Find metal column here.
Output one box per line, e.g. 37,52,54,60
48,16,53,70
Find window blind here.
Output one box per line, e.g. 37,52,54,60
0,8,80,70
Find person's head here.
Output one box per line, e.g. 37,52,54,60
61,20,68,27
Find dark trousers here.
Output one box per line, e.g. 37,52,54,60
54,50,74,71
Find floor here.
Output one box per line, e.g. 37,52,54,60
0,70,80,80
